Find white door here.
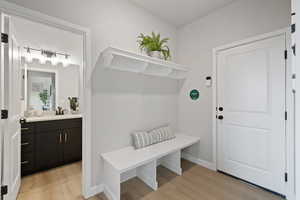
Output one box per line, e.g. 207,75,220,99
217,33,286,195
1,13,21,200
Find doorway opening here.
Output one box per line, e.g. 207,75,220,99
0,12,88,200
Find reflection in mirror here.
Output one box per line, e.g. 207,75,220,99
27,70,56,111
21,61,80,117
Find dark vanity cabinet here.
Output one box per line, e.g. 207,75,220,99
20,123,35,175
21,118,82,176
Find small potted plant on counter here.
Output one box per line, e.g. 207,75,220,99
68,97,79,114
137,32,171,60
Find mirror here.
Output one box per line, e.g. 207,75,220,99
27,70,56,111
22,61,80,115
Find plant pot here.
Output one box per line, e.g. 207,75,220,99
147,51,162,59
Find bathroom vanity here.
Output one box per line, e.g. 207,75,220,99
20,115,82,176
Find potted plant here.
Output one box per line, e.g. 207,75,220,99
137,32,171,60
68,97,79,114
39,89,49,111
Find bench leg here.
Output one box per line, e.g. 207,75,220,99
103,161,121,200
136,160,158,191
161,150,182,175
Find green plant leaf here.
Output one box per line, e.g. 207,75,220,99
137,32,171,60
39,89,49,106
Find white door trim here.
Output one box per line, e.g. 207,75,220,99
0,1,95,198
212,28,294,198
294,1,300,200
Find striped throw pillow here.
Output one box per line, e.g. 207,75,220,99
149,125,175,143
132,131,152,149
163,126,176,140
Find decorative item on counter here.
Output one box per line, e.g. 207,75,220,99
68,97,79,114
56,106,64,115
137,32,171,60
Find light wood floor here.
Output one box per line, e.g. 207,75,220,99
17,160,284,200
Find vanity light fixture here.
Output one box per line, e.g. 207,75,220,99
24,47,71,67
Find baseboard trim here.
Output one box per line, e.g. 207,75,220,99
182,152,216,171
84,184,104,199
104,185,118,200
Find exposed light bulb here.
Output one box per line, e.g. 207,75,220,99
52,55,59,66
25,48,33,63
62,54,70,67
45,56,52,65
39,53,46,65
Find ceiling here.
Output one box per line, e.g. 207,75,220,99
129,0,237,27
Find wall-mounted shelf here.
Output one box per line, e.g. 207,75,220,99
100,47,189,79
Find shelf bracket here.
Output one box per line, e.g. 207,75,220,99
102,52,114,68
166,68,173,76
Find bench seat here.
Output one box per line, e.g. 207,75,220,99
101,134,200,200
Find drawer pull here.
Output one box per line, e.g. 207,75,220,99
64,132,68,143
21,161,29,165
59,133,62,144
21,142,29,146
21,128,30,131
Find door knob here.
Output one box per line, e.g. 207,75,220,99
218,107,224,111
218,115,224,120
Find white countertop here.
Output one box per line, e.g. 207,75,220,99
25,114,82,122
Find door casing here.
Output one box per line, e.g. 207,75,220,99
212,28,294,198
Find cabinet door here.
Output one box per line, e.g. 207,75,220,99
35,130,63,170
63,127,82,163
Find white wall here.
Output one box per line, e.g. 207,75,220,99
88,1,177,186
12,14,83,113
25,62,80,111
12,16,83,66
4,0,178,188
6,0,292,192
92,71,179,185
176,0,291,163
5,0,177,64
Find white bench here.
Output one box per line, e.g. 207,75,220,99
101,134,200,200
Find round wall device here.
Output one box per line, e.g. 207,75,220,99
190,89,200,101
